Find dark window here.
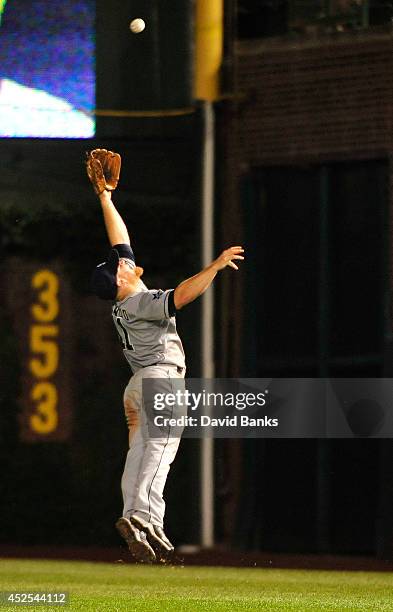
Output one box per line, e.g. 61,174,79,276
243,159,388,377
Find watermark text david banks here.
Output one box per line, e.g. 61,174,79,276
153,414,278,428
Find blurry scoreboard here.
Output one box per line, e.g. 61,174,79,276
5,260,73,442
0,0,95,138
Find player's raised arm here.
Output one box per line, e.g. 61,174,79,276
173,246,244,310
86,148,130,246
98,190,130,247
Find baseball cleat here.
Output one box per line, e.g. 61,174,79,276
115,517,156,564
130,515,174,560
152,525,174,553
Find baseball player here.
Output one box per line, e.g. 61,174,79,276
86,149,244,563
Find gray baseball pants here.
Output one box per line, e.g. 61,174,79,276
121,364,186,528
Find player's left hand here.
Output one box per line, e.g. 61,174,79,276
86,148,121,194
213,246,245,271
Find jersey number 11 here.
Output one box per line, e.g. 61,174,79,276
115,317,135,351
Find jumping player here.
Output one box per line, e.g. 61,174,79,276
87,149,244,563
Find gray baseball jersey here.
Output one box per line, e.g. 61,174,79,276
112,284,186,373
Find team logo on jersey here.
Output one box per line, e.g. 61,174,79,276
152,290,163,300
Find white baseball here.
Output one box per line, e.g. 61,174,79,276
130,18,145,34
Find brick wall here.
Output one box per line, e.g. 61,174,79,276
236,30,393,164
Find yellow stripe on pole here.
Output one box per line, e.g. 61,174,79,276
195,0,223,101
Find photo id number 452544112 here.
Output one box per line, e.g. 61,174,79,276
0,592,69,605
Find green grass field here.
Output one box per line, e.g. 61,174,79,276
0,558,393,611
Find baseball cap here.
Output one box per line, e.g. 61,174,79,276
91,244,136,300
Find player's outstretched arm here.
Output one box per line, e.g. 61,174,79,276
86,148,130,247
173,246,244,310
98,190,130,247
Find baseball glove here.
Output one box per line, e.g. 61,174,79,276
86,148,121,194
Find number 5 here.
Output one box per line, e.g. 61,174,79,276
29,325,59,378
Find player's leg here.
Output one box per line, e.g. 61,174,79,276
129,366,185,559
116,372,155,563
131,435,181,528
121,371,151,517
129,434,181,560
120,431,145,518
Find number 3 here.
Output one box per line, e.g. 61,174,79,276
31,270,59,323
30,382,58,434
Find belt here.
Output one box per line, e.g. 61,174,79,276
145,363,185,375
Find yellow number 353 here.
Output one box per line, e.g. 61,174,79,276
29,270,60,435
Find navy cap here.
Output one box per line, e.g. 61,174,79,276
91,244,136,301
91,248,120,300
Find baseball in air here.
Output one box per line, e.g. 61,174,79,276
130,18,145,33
